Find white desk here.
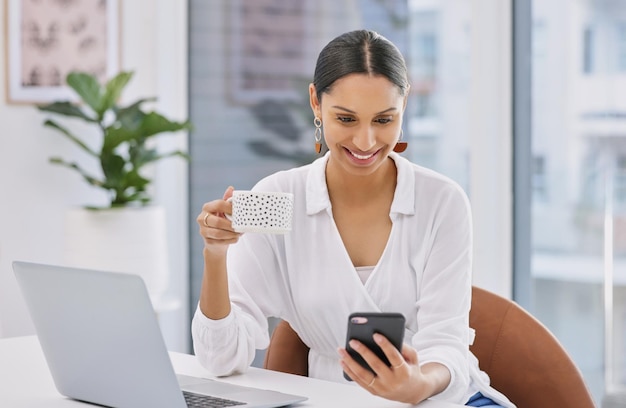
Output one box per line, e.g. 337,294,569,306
0,336,462,408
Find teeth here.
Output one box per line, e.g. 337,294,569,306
350,151,374,160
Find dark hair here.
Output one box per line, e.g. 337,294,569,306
313,30,409,101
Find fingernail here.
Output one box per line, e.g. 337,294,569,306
349,340,360,349
373,333,384,343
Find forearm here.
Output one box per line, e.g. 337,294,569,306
198,247,231,320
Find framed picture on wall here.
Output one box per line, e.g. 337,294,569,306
4,0,119,104
227,0,314,105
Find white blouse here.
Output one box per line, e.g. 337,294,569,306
192,152,514,407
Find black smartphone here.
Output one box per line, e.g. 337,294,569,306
343,312,406,381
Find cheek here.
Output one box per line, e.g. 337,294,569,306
321,121,346,140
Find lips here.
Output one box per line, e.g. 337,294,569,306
350,150,375,160
344,147,380,163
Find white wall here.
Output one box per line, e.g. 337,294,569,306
0,1,189,352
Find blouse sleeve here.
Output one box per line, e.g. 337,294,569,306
411,182,473,402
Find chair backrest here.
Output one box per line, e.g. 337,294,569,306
468,286,596,408
264,286,596,408
263,319,309,376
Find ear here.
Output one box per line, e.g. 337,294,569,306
309,83,322,118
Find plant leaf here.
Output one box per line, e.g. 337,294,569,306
37,101,97,122
100,152,126,187
131,147,159,168
49,157,104,187
102,126,136,152
115,97,157,117
44,120,98,157
114,97,156,129
122,170,150,191
101,71,134,115
103,113,191,153
143,150,190,165
66,72,103,116
137,112,192,138
108,169,150,207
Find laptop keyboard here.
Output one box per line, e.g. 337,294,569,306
183,390,245,407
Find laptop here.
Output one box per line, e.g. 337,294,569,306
13,261,307,408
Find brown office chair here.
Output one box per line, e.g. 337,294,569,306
263,286,596,408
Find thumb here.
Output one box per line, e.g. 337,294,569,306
223,186,235,200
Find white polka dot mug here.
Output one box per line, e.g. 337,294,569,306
225,190,294,234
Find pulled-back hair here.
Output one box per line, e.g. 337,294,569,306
313,30,409,101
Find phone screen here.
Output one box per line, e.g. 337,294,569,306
343,312,405,381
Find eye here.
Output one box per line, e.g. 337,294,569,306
336,116,355,123
375,117,393,124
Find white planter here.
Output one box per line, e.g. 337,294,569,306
63,206,169,302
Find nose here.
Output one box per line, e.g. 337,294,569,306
352,126,376,152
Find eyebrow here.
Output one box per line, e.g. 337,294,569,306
331,106,398,115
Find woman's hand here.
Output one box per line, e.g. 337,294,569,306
338,334,451,404
196,186,242,256
197,186,243,320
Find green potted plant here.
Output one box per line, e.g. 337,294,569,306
38,70,191,208
38,71,191,302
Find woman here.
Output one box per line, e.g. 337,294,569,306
192,30,514,407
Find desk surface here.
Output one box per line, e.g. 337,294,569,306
0,336,462,408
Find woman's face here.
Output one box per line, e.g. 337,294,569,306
310,73,407,178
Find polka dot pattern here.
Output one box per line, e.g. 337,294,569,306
231,191,294,234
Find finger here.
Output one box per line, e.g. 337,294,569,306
338,348,376,391
200,199,233,223
200,212,238,233
347,339,390,380
223,186,235,200
342,363,375,391
200,199,228,217
199,217,241,244
372,333,406,371
199,222,240,240
400,343,419,366
197,206,241,247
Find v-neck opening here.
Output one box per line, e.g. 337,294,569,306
325,206,395,290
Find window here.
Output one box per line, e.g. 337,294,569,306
616,155,626,208
526,1,626,404
618,23,626,73
583,26,594,74
408,11,439,119
188,0,478,364
532,155,547,202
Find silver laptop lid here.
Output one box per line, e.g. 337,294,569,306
13,261,188,408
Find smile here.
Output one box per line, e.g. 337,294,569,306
349,151,375,160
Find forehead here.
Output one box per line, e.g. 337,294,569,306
322,73,404,112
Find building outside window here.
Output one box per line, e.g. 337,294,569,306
583,26,595,74
531,0,626,404
532,155,548,202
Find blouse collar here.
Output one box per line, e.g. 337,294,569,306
305,151,415,217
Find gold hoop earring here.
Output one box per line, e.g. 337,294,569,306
314,117,323,154
393,129,408,153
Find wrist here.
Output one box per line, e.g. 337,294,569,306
203,245,228,259
414,362,451,403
